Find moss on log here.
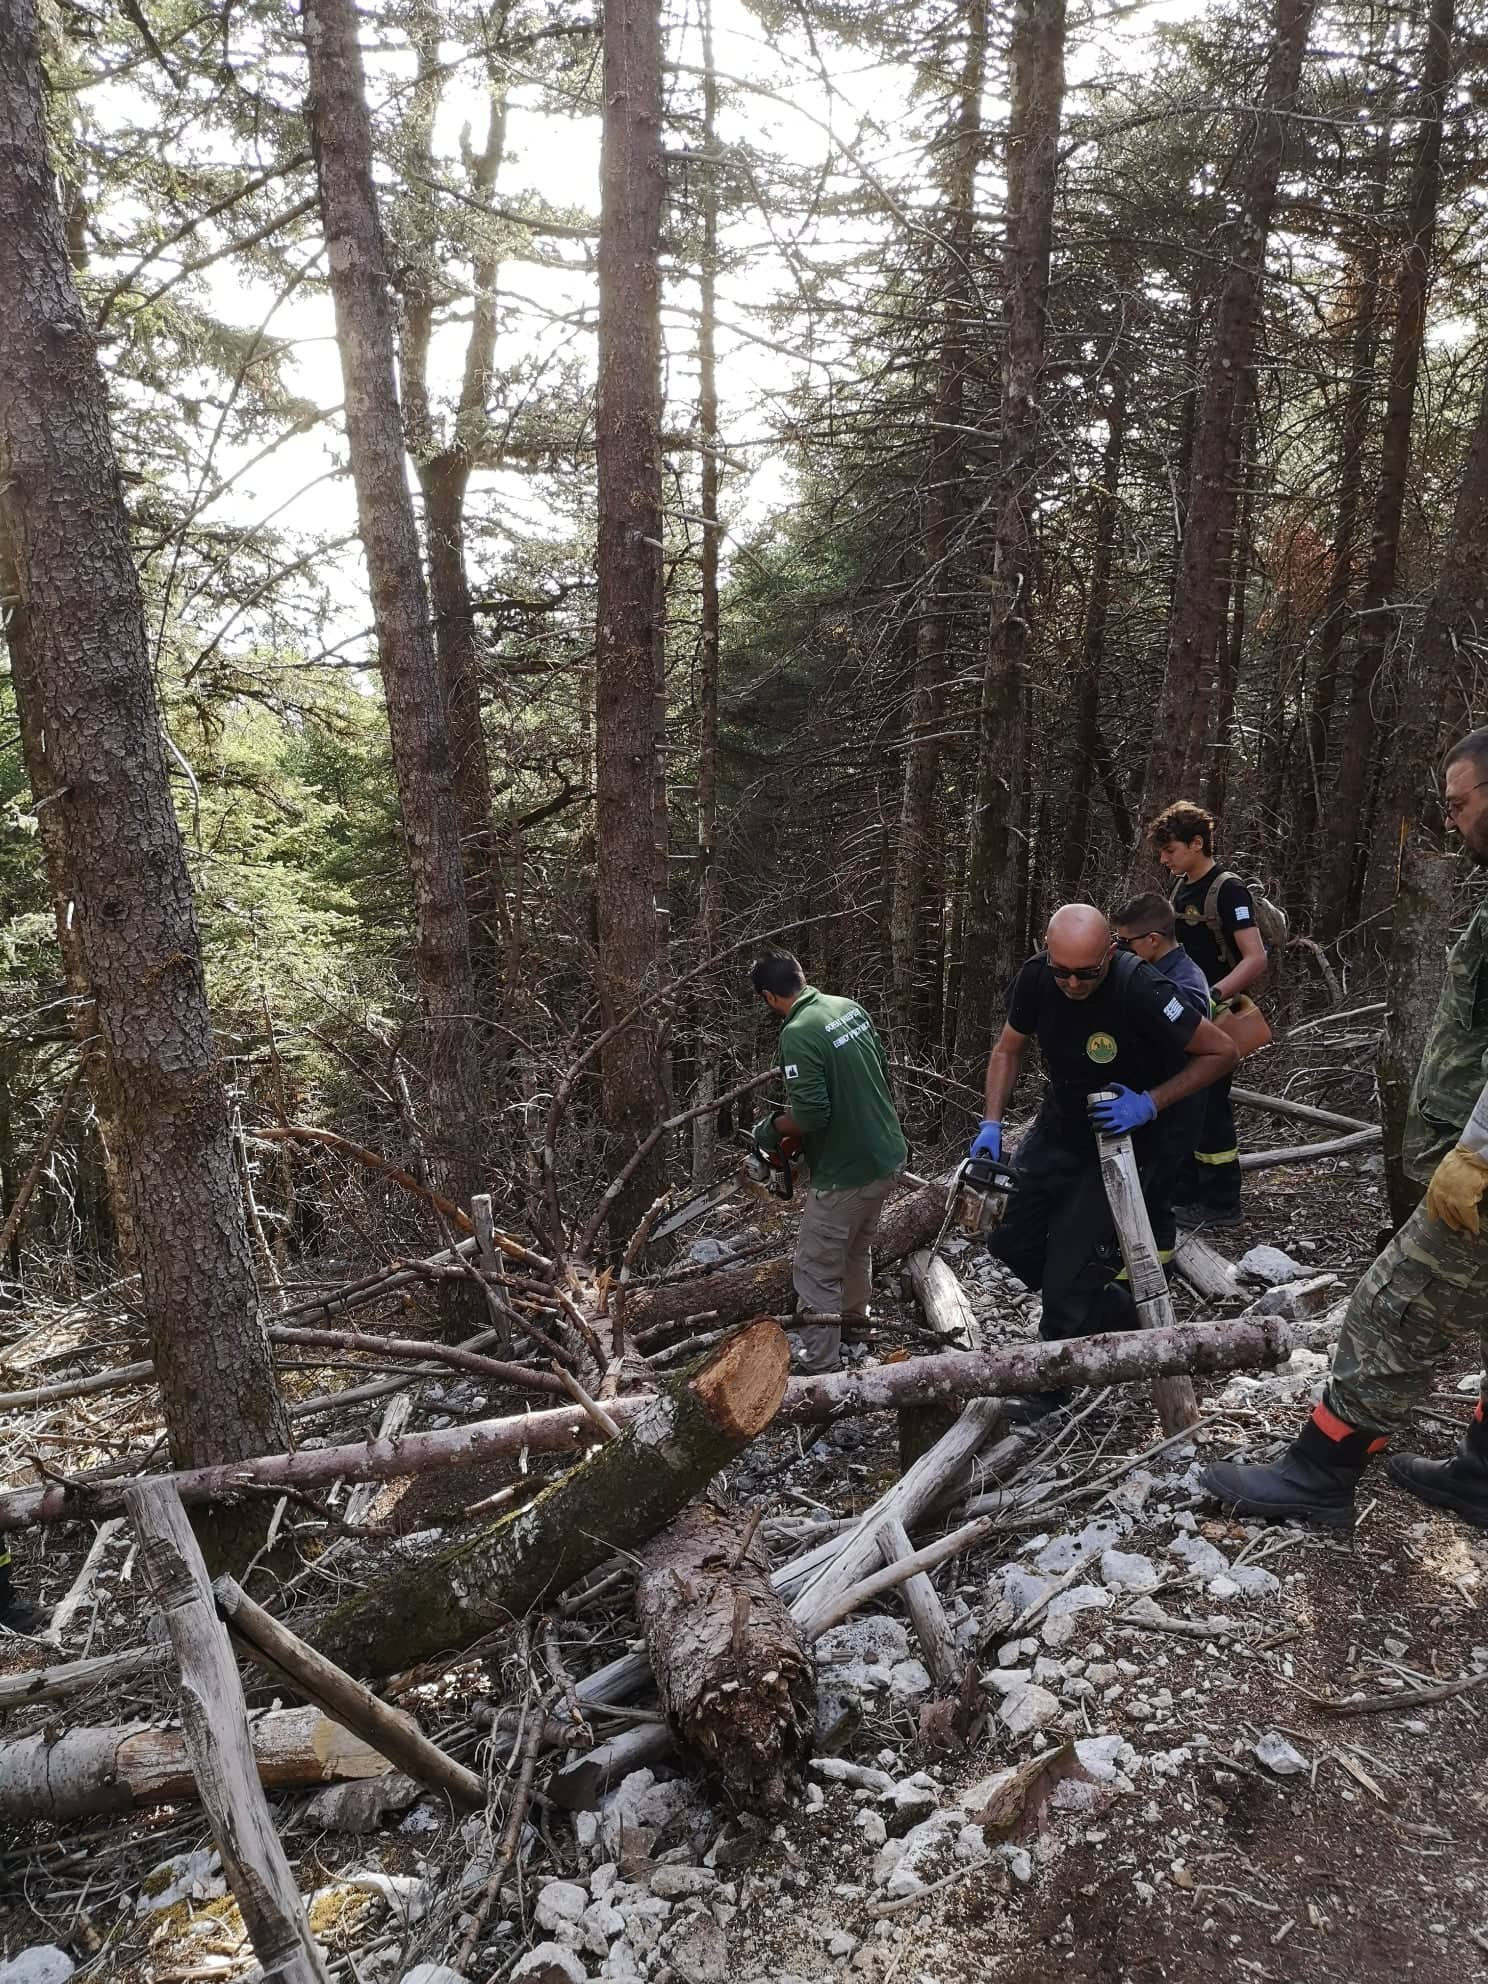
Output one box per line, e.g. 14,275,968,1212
310,1318,789,1677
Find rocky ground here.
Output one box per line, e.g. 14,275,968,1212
5,1101,1488,1984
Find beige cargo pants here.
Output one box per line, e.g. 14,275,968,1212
790,1174,897,1373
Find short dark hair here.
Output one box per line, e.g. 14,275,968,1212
1115,891,1176,939
1443,728,1488,781
1146,799,1215,857
750,950,805,998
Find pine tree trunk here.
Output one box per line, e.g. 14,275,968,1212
1060,383,1126,897
596,0,670,1242
1318,0,1455,940
691,0,722,1189
0,0,289,1564
953,0,1066,1082
301,0,483,1219
1143,0,1316,808
887,0,986,1046
1367,351,1488,937
1293,139,1389,902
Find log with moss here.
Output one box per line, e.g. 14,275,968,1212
633,1493,815,1811
310,1318,790,1677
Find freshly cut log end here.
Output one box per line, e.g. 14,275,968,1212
692,1319,790,1439
310,1318,790,1677
635,1496,815,1813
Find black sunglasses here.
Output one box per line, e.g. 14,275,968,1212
1045,948,1112,983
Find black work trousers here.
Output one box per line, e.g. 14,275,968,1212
987,1109,1186,1341
1175,1073,1241,1214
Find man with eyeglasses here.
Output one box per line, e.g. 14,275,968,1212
1204,728,1488,1530
969,904,1237,1418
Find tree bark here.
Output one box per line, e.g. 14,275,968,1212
397,5,507,1032
887,0,986,1044
1318,0,1455,939
953,0,1066,1079
634,1494,815,1811
595,0,670,1241
690,0,723,1187
1293,143,1389,896
301,0,483,1216
0,0,289,1564
0,1314,1292,1533
309,1318,789,1676
0,1708,387,1822
1060,382,1126,897
1143,0,1316,806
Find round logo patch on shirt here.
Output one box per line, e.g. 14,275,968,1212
1085,1031,1118,1065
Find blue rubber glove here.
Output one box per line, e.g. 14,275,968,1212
970,1120,1002,1162
1088,1085,1157,1136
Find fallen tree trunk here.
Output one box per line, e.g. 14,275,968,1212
309,1319,790,1677
633,1494,815,1811
1173,1233,1239,1303
0,1315,1290,1531
623,1172,950,1336
0,1707,387,1820
1238,1127,1381,1170
899,1246,977,1467
0,1643,170,1711
1230,1086,1373,1133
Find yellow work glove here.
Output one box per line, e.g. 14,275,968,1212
1425,1145,1488,1235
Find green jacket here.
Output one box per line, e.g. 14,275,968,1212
774,987,907,1193
1405,890,1488,1183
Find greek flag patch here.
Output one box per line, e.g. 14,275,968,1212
1163,997,1183,1022
1234,905,1252,921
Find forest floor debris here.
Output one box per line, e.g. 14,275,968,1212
4,1118,1487,1982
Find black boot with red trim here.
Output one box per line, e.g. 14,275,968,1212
1387,1402,1488,1530
1201,1402,1388,1529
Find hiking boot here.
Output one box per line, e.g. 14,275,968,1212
1172,1202,1244,1232
1201,1403,1387,1529
1388,1404,1488,1530
1002,1387,1073,1425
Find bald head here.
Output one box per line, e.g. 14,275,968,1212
1045,904,1115,1000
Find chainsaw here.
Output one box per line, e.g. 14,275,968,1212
944,1153,1019,1238
717,1095,801,1199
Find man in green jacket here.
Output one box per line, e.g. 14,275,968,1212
1205,727,1488,1529
751,951,908,1372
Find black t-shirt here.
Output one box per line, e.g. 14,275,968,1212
1172,867,1257,986
1006,949,1202,1140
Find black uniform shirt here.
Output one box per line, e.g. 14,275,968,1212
1006,949,1202,1142
1172,867,1256,986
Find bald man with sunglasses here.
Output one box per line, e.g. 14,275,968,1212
971,905,1237,1418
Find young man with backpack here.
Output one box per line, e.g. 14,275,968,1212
1147,801,1272,1230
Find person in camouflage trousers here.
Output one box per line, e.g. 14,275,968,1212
1204,728,1488,1530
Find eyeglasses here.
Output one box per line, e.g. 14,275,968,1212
1046,949,1112,983
1445,779,1488,821
1116,933,1158,949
